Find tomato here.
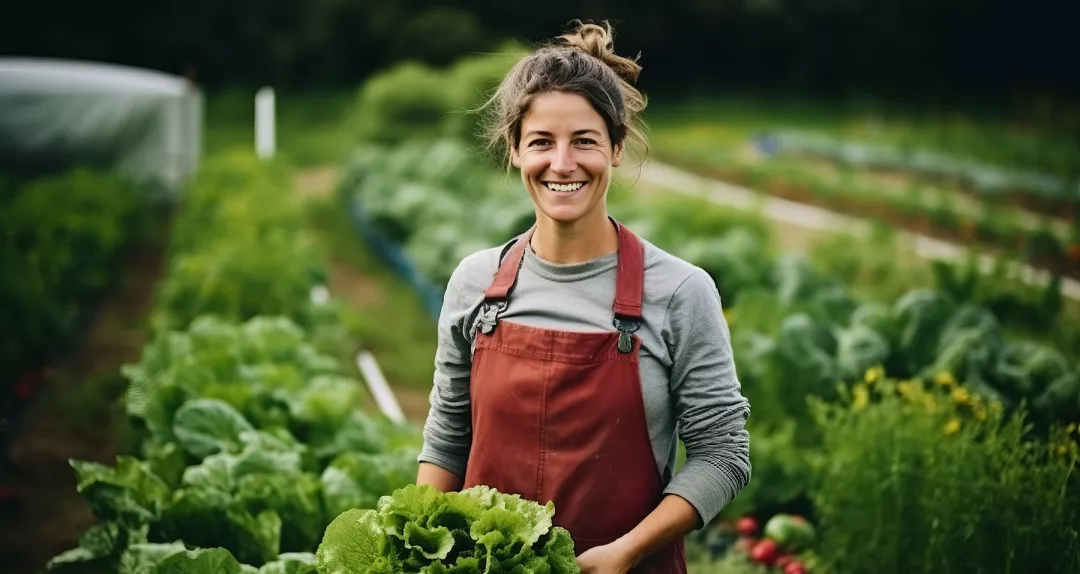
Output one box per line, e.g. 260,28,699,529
784,560,808,574
750,539,779,565
775,555,794,568
736,516,759,536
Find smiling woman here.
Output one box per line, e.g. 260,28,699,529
416,20,752,574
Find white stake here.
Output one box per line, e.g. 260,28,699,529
356,350,406,424
255,86,276,160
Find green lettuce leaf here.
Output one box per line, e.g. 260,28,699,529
172,398,254,459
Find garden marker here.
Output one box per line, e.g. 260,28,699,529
255,86,275,160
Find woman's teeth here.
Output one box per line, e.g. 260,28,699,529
545,182,586,192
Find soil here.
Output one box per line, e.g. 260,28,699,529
0,229,169,574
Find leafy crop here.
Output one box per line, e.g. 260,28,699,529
151,150,331,334
315,484,580,574
48,150,426,572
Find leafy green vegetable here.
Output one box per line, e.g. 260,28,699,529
315,485,581,574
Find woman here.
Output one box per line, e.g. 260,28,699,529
417,20,751,574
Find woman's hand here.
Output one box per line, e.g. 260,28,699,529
575,540,636,574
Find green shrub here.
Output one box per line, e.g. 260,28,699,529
150,149,330,334
0,168,142,384
807,372,1080,574
350,42,526,147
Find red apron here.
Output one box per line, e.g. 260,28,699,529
463,219,687,574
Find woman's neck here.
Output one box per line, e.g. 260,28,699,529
530,208,618,264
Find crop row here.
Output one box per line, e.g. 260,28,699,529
46,151,425,573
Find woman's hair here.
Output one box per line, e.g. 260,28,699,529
480,20,649,168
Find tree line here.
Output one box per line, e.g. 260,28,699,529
3,0,1076,108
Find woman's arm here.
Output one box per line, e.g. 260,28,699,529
416,462,464,492
617,494,700,565
660,268,752,523
416,259,483,488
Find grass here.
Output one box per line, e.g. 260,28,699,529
204,88,357,167
303,195,439,391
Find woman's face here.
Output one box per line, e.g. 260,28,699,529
511,91,623,228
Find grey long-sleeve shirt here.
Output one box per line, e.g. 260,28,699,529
419,233,751,527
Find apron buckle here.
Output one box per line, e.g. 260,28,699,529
613,317,641,354
478,301,507,336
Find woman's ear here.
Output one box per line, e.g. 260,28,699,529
612,141,624,168
510,144,521,168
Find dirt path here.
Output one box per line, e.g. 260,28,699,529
292,167,433,427
0,232,168,573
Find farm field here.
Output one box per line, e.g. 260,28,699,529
645,96,1080,282
4,52,1079,574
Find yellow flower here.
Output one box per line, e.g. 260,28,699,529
923,395,939,413
973,404,988,421
1067,423,1077,435
864,365,885,385
897,380,916,398
852,384,870,411
950,386,971,405
944,418,962,435
934,371,957,388
989,400,1004,414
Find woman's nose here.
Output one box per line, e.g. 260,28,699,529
549,143,576,174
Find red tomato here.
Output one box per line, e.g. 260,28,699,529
775,555,794,568
736,516,759,536
750,539,779,565
784,560,809,574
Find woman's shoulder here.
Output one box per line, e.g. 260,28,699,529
443,235,524,313
639,237,720,304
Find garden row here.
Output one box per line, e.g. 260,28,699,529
331,47,1080,570
1,168,146,473
43,151,414,573
646,103,1080,281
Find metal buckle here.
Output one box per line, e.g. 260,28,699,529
478,301,507,335
613,317,641,353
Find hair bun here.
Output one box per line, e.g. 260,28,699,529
557,20,642,85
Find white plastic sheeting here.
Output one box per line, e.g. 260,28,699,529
0,57,203,197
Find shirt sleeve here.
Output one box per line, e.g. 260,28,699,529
661,268,752,527
417,259,479,478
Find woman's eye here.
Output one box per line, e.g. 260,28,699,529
528,139,551,147
575,138,597,146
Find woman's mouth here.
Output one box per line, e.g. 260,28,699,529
543,181,588,193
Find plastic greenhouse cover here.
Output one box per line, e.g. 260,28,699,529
0,57,203,197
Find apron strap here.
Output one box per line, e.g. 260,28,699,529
479,218,645,344
612,221,645,321
484,226,535,302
